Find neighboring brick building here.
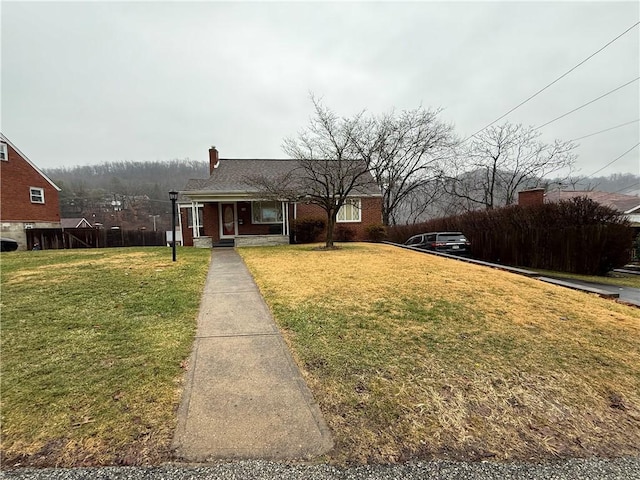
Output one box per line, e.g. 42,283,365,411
178,146,383,247
1,133,61,249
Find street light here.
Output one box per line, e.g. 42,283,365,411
169,191,178,262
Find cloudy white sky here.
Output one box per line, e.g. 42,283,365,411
2,1,639,180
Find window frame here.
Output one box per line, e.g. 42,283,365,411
186,206,204,228
30,187,45,204
0,143,7,161
336,198,361,223
251,201,283,224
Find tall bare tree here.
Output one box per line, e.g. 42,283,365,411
351,107,457,225
247,97,378,248
443,122,577,210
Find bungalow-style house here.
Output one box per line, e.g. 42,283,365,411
178,147,383,247
518,188,640,227
0,133,62,250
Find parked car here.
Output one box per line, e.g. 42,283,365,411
404,232,471,256
0,238,19,252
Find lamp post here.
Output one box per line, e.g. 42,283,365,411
169,191,178,262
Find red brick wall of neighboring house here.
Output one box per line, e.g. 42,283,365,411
518,188,545,207
0,142,60,222
296,196,382,241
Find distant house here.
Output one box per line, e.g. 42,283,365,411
0,133,61,250
61,217,93,229
518,188,640,227
178,146,382,247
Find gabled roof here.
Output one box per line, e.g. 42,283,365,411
182,158,381,197
0,133,61,191
545,190,640,214
61,217,93,229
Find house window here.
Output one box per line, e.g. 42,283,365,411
0,143,7,161
30,187,45,204
252,201,283,224
337,198,361,222
186,206,204,228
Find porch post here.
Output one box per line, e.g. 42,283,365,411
282,201,288,237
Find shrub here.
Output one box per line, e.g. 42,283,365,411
292,217,325,243
386,197,633,275
366,224,387,242
334,225,355,242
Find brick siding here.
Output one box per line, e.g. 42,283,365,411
0,142,61,223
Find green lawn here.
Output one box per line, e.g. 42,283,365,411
3,244,639,467
0,247,210,467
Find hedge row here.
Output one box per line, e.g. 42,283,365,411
388,197,633,275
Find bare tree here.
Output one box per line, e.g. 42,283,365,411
247,97,378,248
443,122,577,210
352,107,457,225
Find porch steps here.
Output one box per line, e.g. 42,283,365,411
213,239,235,248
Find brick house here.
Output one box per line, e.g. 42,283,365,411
1,133,61,250
178,147,383,247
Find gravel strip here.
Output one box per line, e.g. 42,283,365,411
2,458,639,480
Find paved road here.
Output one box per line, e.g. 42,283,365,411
3,457,640,480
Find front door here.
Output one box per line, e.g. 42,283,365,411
220,203,237,238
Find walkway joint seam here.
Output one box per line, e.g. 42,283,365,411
195,332,279,339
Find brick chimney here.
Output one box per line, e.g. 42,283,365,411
209,146,219,174
518,188,545,207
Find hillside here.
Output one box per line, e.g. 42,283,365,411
45,160,208,231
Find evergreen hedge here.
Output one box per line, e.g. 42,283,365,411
388,197,633,275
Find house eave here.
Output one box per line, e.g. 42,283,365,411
0,133,62,191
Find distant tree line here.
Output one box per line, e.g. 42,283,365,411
46,160,208,230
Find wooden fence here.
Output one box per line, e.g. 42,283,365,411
26,228,165,250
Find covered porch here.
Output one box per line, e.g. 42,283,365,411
178,196,292,247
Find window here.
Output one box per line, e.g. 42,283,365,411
0,143,7,161
30,187,45,204
186,206,204,228
337,198,361,222
252,201,283,224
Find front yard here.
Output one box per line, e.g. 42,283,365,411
1,244,639,467
239,243,640,464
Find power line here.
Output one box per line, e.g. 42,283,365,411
586,142,640,178
569,119,640,142
462,21,640,142
613,181,640,193
534,77,640,130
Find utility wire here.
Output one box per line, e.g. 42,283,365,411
535,77,640,130
586,142,640,178
613,181,640,193
463,21,640,142
569,119,640,142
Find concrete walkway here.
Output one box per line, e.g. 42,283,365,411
172,249,333,462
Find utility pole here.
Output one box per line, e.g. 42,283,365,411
149,214,160,231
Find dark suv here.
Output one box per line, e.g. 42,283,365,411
404,232,471,256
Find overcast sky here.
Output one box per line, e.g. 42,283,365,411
2,1,639,180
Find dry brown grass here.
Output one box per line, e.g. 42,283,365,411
239,243,640,464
